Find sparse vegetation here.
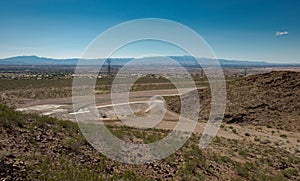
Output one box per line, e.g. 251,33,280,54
1,70,300,180
245,132,250,136
254,137,260,142
0,76,212,101
280,134,288,138
1,103,300,180
259,139,271,144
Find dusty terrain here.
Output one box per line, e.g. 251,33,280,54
1,70,299,180
168,71,300,131
1,103,299,180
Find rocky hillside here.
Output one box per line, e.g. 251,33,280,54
168,71,300,131
1,103,299,180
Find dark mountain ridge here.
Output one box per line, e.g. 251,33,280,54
1,55,298,67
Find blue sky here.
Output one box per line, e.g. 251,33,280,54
0,0,299,63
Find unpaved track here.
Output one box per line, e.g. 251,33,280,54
17,88,194,108
16,88,196,121
16,87,300,155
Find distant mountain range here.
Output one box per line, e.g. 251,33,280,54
0,55,298,67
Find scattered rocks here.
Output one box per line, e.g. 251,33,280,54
168,71,300,131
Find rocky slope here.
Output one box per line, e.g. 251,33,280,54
1,103,299,180
167,71,300,131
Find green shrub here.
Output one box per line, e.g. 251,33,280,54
280,134,287,138
282,168,299,179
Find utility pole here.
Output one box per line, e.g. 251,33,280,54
243,67,248,77
107,58,111,76
106,58,112,91
200,67,204,77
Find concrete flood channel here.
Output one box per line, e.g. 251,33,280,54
15,88,300,155
16,89,193,124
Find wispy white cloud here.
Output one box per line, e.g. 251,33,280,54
276,31,288,36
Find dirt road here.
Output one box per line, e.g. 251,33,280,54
16,87,300,155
